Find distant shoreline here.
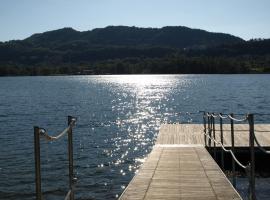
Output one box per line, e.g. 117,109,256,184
1,73,270,77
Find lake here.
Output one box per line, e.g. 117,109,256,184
0,74,270,200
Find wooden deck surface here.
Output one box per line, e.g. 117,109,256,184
157,124,270,147
120,146,241,200
120,124,270,200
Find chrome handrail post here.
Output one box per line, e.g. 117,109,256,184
212,114,217,160
203,112,207,146
208,113,211,147
248,114,256,200
220,113,225,170
230,113,236,187
68,116,75,200
34,126,42,200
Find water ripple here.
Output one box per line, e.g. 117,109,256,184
1,75,270,199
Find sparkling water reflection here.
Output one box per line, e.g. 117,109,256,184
0,75,270,199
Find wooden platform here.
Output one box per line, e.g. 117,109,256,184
120,146,241,200
119,124,270,200
157,124,270,147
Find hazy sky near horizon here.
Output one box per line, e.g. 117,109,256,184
1,0,270,41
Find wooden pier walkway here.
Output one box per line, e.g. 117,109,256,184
119,124,270,200
157,124,270,147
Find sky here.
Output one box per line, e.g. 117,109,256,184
0,0,270,41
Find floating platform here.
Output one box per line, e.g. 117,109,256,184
119,124,270,200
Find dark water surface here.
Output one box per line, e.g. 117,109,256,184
0,75,270,200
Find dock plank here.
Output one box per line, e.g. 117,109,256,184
120,124,270,200
157,124,270,147
120,146,241,200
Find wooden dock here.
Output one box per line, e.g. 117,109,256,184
158,124,270,147
119,124,270,200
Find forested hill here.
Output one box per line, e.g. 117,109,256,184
24,26,243,48
0,26,269,75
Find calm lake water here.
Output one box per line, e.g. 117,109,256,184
0,74,270,200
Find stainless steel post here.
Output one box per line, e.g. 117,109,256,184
68,116,74,200
203,112,207,146
220,114,224,170
208,114,211,147
34,126,42,200
230,113,236,187
248,114,256,200
212,115,216,160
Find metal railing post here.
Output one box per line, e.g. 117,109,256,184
68,116,75,200
212,115,217,160
219,114,225,170
203,112,207,146
230,113,236,187
208,114,211,147
248,114,256,200
34,126,42,200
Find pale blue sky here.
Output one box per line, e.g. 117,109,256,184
1,0,270,41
